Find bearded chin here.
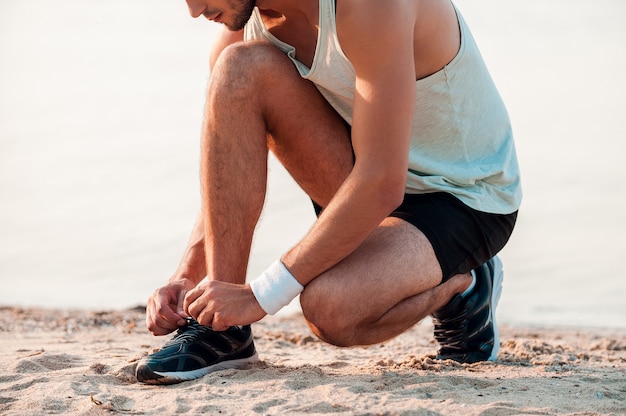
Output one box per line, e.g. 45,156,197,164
229,1,256,31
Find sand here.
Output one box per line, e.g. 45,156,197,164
0,307,624,415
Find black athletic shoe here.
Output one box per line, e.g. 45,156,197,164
136,318,258,385
431,256,503,363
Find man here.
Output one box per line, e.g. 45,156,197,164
136,0,521,384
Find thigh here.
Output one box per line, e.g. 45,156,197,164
300,216,443,324
389,192,518,281
213,41,354,206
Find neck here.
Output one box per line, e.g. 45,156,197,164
256,0,318,21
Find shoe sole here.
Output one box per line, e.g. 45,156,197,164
138,352,259,385
488,255,504,361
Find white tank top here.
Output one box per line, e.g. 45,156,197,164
244,0,522,214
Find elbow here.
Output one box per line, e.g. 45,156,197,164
352,160,407,215
370,174,406,215
381,180,406,212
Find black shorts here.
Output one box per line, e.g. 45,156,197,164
312,192,517,282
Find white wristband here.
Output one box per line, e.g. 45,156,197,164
250,260,304,315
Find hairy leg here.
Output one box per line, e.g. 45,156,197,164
300,217,472,346
202,42,352,284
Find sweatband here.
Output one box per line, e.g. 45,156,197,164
250,259,304,315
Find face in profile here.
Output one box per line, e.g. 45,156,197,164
186,0,257,31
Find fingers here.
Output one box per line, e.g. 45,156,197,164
194,309,228,331
184,285,225,330
195,308,215,329
146,290,188,336
184,287,216,328
146,304,178,335
211,312,229,332
176,288,188,317
181,281,262,331
183,286,202,316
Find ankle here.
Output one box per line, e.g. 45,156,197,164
459,271,476,298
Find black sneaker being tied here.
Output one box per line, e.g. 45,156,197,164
431,256,503,363
136,318,258,385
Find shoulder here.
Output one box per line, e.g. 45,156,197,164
335,0,417,38
335,0,418,69
335,0,461,78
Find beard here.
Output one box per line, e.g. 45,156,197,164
227,0,256,31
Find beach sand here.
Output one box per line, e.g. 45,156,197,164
1,307,624,415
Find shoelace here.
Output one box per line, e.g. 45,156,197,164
163,318,209,346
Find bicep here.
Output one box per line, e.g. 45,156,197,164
352,52,416,169
340,4,417,177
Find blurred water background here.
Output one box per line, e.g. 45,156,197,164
1,0,625,328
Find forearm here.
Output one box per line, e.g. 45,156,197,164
281,169,404,285
170,211,207,285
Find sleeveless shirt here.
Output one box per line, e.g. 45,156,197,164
243,0,522,215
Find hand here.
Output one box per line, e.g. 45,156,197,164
183,281,267,331
146,279,196,336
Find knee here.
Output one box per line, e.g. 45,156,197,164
300,286,360,347
210,41,292,93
